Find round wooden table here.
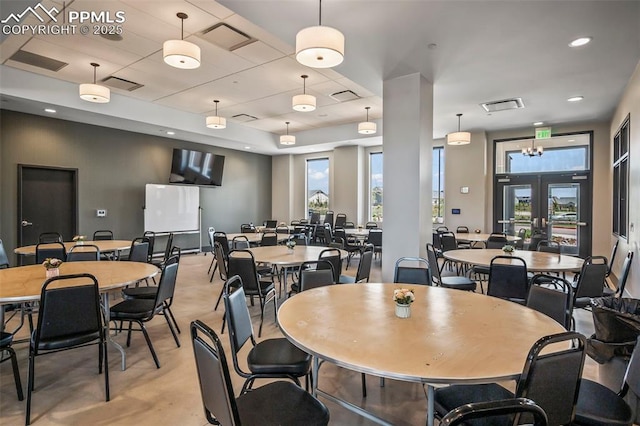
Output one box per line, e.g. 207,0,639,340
247,245,347,267
453,233,520,243
14,240,132,257
278,283,566,426
0,261,159,370
226,233,289,245
443,249,583,273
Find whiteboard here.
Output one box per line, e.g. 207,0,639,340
144,184,200,233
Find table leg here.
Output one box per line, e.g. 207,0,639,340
427,384,434,426
102,292,127,371
312,356,319,397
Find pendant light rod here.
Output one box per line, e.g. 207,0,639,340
319,0,322,25
286,121,290,135
366,106,370,121
302,75,308,93
91,62,98,83
456,113,462,131
214,99,219,115
178,12,187,40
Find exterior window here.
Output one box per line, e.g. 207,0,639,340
613,115,630,238
306,158,329,219
370,152,383,221
433,147,445,223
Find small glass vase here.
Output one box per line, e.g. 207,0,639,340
45,268,59,279
395,303,411,319
77,240,84,245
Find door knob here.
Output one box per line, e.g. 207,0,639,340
21,220,33,227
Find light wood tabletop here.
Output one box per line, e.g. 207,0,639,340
443,248,584,273
14,240,133,256
278,283,565,425
453,233,520,242
0,261,159,303
226,233,289,244
247,245,347,267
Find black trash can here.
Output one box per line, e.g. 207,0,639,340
587,297,640,364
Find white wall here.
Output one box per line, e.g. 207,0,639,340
609,61,640,297
332,146,364,224
271,154,294,223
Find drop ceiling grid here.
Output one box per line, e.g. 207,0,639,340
119,0,222,35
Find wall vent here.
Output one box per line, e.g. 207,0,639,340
8,50,67,72
200,23,256,51
330,90,360,102
102,76,143,91
231,113,259,122
480,98,525,112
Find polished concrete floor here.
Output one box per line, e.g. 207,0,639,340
0,253,605,425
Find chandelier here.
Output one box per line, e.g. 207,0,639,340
522,140,543,157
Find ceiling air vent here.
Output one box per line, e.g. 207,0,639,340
231,113,259,122
330,90,360,102
200,23,256,51
102,76,143,91
9,50,67,72
480,98,525,112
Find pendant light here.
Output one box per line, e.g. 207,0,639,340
292,75,316,112
357,106,376,134
522,140,543,157
163,12,201,69
206,100,226,129
79,63,110,103
296,0,344,68
280,121,296,145
446,113,471,145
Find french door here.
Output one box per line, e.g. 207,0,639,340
494,172,591,257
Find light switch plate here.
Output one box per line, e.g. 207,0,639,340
96,209,107,217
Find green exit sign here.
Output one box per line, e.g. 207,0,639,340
535,127,552,139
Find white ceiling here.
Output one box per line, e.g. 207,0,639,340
1,0,639,155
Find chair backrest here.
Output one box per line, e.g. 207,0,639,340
426,243,442,285
432,231,442,250
621,337,640,398
527,275,574,329
214,242,228,281
223,276,255,354
440,398,548,426
436,226,449,233
92,230,113,241
128,237,150,263
0,239,9,268
528,233,545,251
573,256,608,299
324,211,334,228
334,213,347,229
260,232,278,247
190,320,241,426
515,332,586,425
143,231,156,262
232,235,250,250
515,228,527,249
455,226,469,233
367,228,382,246
290,235,309,246
344,221,355,229
213,232,230,259
227,250,261,294
365,222,378,229
309,212,321,224
34,273,103,351
207,227,215,247
355,249,374,283
607,239,620,277
487,255,529,301
486,233,508,249
298,261,335,291
537,240,560,254
263,220,277,228
394,257,430,285
67,244,101,261
161,233,175,262
439,232,457,252
240,223,255,233
318,248,342,283
275,226,290,235
616,251,634,296
35,242,66,263
322,224,334,246
154,256,180,310
333,228,347,246
39,232,63,243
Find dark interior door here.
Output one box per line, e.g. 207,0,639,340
18,165,78,248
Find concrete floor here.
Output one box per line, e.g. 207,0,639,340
0,253,606,425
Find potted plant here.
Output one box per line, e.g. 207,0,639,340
42,258,63,278
393,288,415,318
285,239,296,251
502,244,515,254
73,235,86,245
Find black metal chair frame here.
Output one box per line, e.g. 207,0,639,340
440,398,548,426
66,244,101,261
487,255,530,303
393,256,430,285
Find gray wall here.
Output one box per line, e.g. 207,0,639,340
0,110,272,265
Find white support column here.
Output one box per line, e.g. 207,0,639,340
381,73,433,282
272,154,294,224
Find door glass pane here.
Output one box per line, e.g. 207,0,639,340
547,183,579,255
503,185,531,239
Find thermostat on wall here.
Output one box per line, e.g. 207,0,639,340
452,209,461,215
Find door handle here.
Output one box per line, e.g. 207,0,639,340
532,218,538,227
541,218,547,227
21,220,33,227
577,222,588,227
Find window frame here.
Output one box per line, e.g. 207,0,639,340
432,146,445,223
369,151,383,222
613,114,630,239
305,157,330,220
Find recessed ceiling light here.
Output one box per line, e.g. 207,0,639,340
567,96,584,102
166,131,175,135
569,37,592,48
568,139,575,142
244,146,251,150
533,121,543,126
44,108,56,113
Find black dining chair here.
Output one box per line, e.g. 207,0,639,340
440,398,548,426
92,230,113,241
487,255,529,304
38,232,63,244
0,239,10,268
393,257,430,285
66,244,101,261
35,242,66,263
190,319,329,426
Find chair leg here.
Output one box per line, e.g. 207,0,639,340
164,304,181,334
207,256,215,274
221,317,226,335
102,338,110,401
4,347,24,400
162,308,181,347
26,349,35,425
361,373,367,398
214,285,224,311
138,321,160,368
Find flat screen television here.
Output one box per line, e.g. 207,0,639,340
169,148,225,186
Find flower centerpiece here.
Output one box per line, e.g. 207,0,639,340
285,239,296,251
502,244,515,254
73,235,86,245
42,258,63,278
393,288,415,318
474,229,482,234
